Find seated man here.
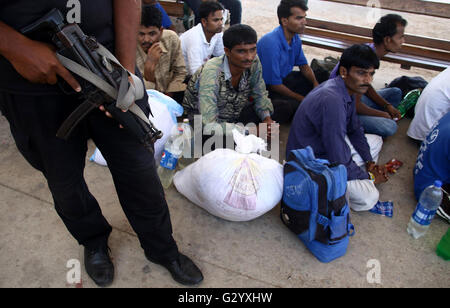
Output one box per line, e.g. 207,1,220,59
329,14,406,137
414,111,450,224
287,44,388,212
142,0,177,32
180,1,225,76
182,24,275,145
407,67,450,142
185,0,242,26
257,0,319,123
136,5,187,103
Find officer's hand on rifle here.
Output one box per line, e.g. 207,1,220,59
0,23,81,93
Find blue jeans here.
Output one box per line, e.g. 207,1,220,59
358,87,402,137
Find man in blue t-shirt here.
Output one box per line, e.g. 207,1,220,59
257,0,318,123
414,111,450,224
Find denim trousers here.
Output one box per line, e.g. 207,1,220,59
358,87,402,137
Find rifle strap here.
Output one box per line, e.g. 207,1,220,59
56,44,149,125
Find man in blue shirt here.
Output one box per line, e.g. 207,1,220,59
287,44,388,211
257,0,318,123
414,111,450,223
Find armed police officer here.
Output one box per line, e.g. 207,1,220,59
0,0,203,287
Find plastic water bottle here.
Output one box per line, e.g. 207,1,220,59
436,228,450,261
407,180,443,239
397,89,421,118
178,119,194,169
157,127,184,188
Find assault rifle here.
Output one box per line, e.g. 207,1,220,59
21,8,162,151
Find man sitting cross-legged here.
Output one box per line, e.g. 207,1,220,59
257,0,319,124
136,4,187,103
182,24,275,148
180,1,225,77
287,44,389,212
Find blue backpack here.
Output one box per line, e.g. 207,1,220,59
281,147,355,263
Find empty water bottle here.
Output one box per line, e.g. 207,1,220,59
157,127,184,188
178,119,195,169
407,180,443,239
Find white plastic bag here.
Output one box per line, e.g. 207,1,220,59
147,89,183,123
173,130,283,221
90,91,180,166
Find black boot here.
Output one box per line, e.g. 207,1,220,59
146,252,203,285
84,243,114,287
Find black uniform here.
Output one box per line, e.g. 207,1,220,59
0,0,179,262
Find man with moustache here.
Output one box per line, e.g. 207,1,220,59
287,44,388,212
180,1,225,76
136,4,187,103
182,24,274,145
257,0,319,123
329,14,407,137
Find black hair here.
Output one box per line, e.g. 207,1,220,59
372,14,407,45
199,1,224,20
277,0,308,25
223,24,257,50
338,44,380,73
141,4,162,28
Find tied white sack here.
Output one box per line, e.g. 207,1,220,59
173,129,283,221
90,91,181,166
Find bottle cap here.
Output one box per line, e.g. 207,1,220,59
434,180,443,188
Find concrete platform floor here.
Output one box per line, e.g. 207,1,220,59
0,0,449,288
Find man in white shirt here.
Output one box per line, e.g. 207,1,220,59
180,1,225,76
407,67,450,142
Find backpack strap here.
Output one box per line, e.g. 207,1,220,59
317,214,329,229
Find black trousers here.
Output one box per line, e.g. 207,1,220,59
269,71,314,124
0,91,179,262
